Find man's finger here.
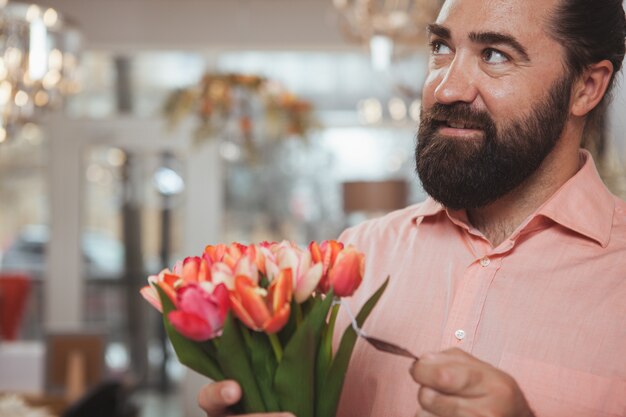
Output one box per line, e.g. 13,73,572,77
418,385,462,416
197,380,241,416
409,353,481,396
414,408,439,417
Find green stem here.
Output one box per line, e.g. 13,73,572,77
325,301,340,356
268,333,283,362
295,302,303,326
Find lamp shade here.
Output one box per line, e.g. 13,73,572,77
342,180,408,213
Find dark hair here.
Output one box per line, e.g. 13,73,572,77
549,0,626,95
548,0,625,146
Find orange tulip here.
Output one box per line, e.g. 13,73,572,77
326,247,364,297
202,243,260,289
230,269,293,334
310,241,364,297
140,269,181,313
309,240,343,293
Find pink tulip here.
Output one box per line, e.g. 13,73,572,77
168,283,230,341
271,241,323,303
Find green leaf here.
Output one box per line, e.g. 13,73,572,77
155,285,225,381
315,303,339,405
216,313,267,413
316,277,390,417
274,290,335,417
245,325,281,412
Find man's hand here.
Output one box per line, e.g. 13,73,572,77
409,348,535,417
197,380,295,417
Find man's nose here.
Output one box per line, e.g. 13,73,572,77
433,57,479,105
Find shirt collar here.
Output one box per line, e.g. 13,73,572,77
411,150,615,247
412,197,446,218
537,149,614,247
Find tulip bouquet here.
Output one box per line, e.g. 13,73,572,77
141,240,388,417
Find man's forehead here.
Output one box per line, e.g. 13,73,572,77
435,0,557,38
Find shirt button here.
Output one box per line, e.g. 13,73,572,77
454,329,466,340
480,257,491,267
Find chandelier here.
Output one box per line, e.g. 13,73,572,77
333,0,442,70
0,1,81,143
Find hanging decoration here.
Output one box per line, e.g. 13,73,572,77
332,0,443,70
163,73,318,159
0,1,82,143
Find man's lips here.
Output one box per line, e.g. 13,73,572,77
434,118,484,130
434,119,485,138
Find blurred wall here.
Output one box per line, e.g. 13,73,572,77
36,0,346,51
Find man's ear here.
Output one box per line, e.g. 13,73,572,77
571,60,614,117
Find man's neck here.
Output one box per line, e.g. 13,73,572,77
467,143,582,248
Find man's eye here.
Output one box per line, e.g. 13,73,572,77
430,41,452,55
483,48,509,64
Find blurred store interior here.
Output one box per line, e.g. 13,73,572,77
0,0,624,416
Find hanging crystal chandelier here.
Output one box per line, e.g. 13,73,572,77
333,0,442,70
0,1,81,143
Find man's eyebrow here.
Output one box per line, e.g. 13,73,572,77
427,24,451,40
469,31,530,61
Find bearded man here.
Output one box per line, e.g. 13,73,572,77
199,0,626,416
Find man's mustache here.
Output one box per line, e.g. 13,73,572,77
422,103,495,131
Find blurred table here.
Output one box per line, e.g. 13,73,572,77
0,341,45,393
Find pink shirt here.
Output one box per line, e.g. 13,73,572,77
336,151,626,417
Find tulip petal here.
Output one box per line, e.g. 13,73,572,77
262,303,291,334
161,272,180,289
182,257,201,283
328,249,363,297
309,241,322,264
177,286,219,320
212,262,235,289
271,269,293,312
236,276,272,328
277,246,299,274
265,259,280,282
294,262,323,303
140,285,163,312
323,240,344,275
204,243,226,263
168,310,215,341
212,283,231,321
229,293,260,331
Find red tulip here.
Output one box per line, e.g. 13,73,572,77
230,269,293,334
168,283,230,341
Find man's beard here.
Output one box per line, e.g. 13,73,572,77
415,74,573,210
